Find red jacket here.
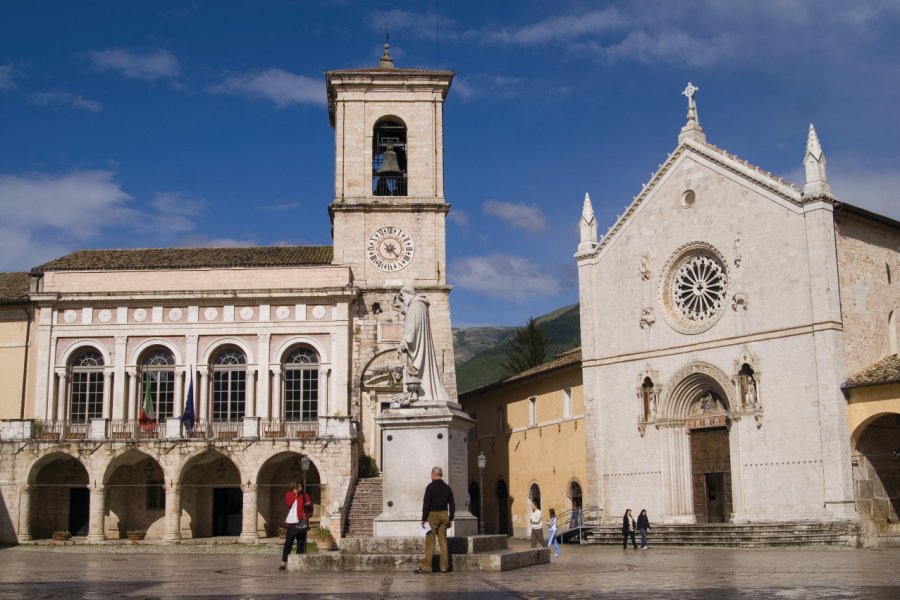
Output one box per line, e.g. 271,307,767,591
285,490,312,519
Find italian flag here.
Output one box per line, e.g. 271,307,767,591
138,373,157,431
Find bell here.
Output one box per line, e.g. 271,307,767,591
377,148,403,176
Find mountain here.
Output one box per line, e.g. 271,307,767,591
452,304,581,394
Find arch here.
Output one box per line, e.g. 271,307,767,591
57,339,111,367
851,410,900,450
528,481,541,508
852,413,900,527
27,452,90,538
129,338,183,366
660,362,735,420
103,449,166,539
177,449,244,538
273,336,330,365
372,116,408,197
200,337,255,366
256,451,325,537
495,478,510,536
282,345,321,422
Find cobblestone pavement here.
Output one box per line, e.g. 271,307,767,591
1,541,898,599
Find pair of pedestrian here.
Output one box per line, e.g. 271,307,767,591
529,501,561,557
622,508,650,550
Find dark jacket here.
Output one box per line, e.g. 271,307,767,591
421,478,455,521
637,513,650,530
622,514,636,534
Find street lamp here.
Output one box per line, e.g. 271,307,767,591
477,451,486,535
300,455,310,494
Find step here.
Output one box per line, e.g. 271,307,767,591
287,547,548,572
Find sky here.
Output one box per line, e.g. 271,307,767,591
1,1,898,328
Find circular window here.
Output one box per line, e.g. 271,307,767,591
659,242,728,334
681,190,696,208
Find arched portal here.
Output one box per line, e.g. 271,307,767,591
853,413,900,530
661,363,736,524
257,452,322,537
104,450,165,539
568,479,584,527
179,451,241,538
28,453,89,538
495,479,509,536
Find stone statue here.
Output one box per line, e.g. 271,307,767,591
744,377,757,408
396,286,451,406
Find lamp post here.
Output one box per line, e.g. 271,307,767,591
300,455,310,494
477,451,486,535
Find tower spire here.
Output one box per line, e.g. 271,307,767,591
379,31,395,69
578,193,598,254
678,82,706,144
803,123,832,198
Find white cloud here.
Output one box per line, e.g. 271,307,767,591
453,74,524,101
483,200,546,233
178,234,256,248
0,65,19,90
28,91,101,112
480,8,625,45
447,210,469,228
450,254,565,302
600,29,737,67
87,48,180,81
257,201,301,212
210,69,325,107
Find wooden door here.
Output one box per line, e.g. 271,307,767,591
690,428,732,523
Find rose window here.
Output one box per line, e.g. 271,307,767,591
671,255,727,321
659,242,729,334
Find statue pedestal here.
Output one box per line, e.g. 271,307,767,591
373,404,477,537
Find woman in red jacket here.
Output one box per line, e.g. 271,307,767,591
280,480,312,570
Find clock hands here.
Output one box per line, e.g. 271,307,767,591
383,241,399,257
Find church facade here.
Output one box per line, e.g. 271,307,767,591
0,46,459,544
576,86,899,539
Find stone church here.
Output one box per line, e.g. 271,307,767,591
0,45,459,544
576,85,899,543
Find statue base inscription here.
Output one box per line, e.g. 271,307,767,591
373,405,477,537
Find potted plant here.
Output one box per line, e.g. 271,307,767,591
277,526,287,539
52,530,72,541
313,525,334,551
127,529,146,541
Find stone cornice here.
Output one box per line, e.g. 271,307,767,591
329,202,450,214
30,287,360,306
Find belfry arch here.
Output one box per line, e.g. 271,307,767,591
658,362,745,524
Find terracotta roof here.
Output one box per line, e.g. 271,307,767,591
835,201,900,231
843,354,900,389
0,272,31,303
32,246,333,273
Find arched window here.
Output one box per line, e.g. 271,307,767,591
140,349,175,419
69,349,104,423
211,348,246,422
528,482,541,509
372,119,407,196
284,347,319,421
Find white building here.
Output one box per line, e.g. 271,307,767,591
576,85,898,534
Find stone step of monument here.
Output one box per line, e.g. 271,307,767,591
287,547,549,573
340,535,508,555
582,522,858,547
343,477,384,537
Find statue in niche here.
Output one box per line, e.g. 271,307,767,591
640,256,650,280
395,285,451,407
733,232,742,267
739,364,759,410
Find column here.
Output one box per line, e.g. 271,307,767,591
240,483,259,542
256,334,271,418
246,368,256,418
271,366,282,419
17,485,32,542
173,369,184,419
102,370,113,419
126,367,138,421
55,370,67,421
198,367,209,421
114,335,127,419
87,485,106,542
320,366,331,416
163,484,183,542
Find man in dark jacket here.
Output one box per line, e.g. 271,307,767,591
415,466,455,573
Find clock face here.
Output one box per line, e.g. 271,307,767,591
367,226,414,272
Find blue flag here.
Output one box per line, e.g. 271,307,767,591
180,371,195,434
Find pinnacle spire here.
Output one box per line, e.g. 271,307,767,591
379,32,394,69
803,123,832,198
578,193,598,254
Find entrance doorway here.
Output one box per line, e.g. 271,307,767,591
212,488,242,536
690,428,732,523
68,488,90,536
496,479,509,535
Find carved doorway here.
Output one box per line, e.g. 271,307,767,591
689,428,732,523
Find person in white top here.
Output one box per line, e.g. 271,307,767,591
547,508,560,556
529,501,544,548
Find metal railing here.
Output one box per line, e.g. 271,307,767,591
24,417,320,441
372,175,407,196
553,506,601,543
261,418,318,439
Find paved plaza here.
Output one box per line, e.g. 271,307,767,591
1,541,899,599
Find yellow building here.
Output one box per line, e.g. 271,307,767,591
460,348,585,537
0,273,35,421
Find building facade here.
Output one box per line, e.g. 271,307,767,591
460,349,585,537
0,45,459,544
575,89,898,539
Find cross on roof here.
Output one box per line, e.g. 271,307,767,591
682,82,699,109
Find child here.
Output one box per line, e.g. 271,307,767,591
547,508,560,557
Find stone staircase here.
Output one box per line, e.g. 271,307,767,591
343,476,383,537
582,522,859,548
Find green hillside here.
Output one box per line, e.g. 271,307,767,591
453,304,581,394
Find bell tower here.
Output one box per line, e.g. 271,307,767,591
326,43,458,427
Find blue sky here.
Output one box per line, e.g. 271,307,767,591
1,1,898,327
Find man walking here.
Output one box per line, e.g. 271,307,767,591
416,466,455,573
